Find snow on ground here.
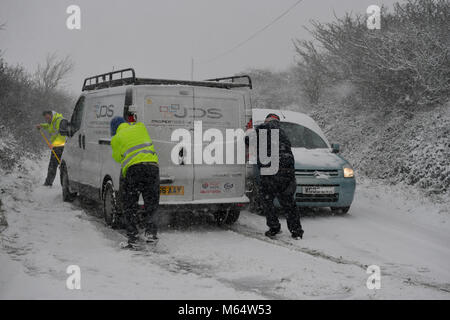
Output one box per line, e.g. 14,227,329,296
0,158,449,299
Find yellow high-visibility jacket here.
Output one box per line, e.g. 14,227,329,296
40,111,66,147
111,122,159,177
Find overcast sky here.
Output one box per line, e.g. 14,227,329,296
0,0,398,94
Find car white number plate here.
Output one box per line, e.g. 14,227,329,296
302,186,335,194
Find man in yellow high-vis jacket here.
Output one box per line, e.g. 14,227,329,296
110,117,160,249
36,111,67,186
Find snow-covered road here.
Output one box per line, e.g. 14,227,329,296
1,159,449,299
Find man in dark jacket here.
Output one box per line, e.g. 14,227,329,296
253,113,304,240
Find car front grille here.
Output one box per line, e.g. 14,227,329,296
295,193,339,202
295,169,339,177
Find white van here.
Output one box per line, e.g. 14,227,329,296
60,68,252,226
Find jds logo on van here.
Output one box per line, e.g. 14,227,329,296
160,105,222,119
95,104,114,118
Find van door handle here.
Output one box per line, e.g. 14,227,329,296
160,176,175,184
98,139,111,145
78,134,82,148
159,177,175,184
82,135,86,149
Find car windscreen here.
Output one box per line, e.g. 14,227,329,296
279,122,328,149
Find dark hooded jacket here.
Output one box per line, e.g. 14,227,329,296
254,120,295,177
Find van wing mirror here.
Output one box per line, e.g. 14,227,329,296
331,143,340,154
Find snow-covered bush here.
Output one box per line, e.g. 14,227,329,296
294,0,450,107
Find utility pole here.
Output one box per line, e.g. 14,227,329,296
190,57,194,81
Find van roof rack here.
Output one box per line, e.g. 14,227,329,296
82,68,252,91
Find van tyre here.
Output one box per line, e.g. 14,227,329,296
225,209,241,224
60,164,76,203
215,208,241,226
103,180,122,228
331,206,350,215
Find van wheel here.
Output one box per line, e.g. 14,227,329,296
215,209,241,226
103,181,121,228
331,206,350,215
225,209,240,224
60,164,75,203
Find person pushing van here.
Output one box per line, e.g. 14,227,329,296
253,113,304,240
110,116,160,249
36,111,67,187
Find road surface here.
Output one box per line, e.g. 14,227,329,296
0,159,449,299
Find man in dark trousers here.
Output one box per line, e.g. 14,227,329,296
253,113,304,240
36,111,66,186
110,117,160,249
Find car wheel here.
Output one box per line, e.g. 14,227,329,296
60,164,75,203
103,180,122,228
331,206,350,215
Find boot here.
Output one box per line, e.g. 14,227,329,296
120,235,141,250
265,228,281,238
142,230,158,243
291,229,304,240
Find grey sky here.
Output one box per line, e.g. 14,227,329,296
0,0,398,94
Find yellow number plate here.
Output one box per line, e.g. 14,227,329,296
160,186,184,196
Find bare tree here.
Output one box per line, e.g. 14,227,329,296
0,22,5,57
35,53,74,93
294,40,330,104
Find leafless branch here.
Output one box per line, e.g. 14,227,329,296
35,53,74,93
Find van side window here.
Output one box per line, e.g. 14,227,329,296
70,96,85,134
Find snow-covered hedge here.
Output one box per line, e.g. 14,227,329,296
294,0,450,107
310,98,449,195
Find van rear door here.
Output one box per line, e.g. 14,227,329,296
192,87,247,201
140,86,194,203
82,89,126,194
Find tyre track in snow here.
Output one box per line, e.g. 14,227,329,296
65,191,450,297
79,210,292,300
82,204,450,298
228,220,450,294
3,172,361,299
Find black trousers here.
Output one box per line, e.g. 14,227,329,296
121,163,160,239
260,173,303,234
45,146,64,186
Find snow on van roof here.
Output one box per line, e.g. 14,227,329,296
251,108,330,147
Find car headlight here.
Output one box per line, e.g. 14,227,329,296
343,165,354,178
